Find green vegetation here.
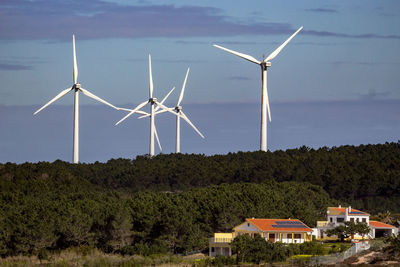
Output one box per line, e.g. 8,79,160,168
326,221,371,241
231,234,327,264
0,171,332,257
0,142,399,259
2,142,399,214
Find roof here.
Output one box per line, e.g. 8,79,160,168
328,207,370,216
244,218,312,232
369,220,395,229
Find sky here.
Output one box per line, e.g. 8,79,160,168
0,0,399,163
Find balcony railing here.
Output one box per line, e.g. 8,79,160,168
209,236,233,244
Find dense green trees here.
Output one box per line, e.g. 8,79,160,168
0,142,399,256
0,172,333,256
2,142,399,213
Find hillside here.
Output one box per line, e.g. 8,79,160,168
1,142,399,213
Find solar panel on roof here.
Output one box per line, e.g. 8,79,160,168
272,225,307,228
275,221,303,225
350,211,364,214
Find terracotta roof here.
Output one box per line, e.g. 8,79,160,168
369,220,395,229
246,218,312,232
328,207,369,216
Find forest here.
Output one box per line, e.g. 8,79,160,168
0,142,399,256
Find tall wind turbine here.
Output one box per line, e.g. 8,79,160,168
115,55,179,157
213,26,303,151
173,68,204,153
34,34,119,163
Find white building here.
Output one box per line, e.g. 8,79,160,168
314,205,397,240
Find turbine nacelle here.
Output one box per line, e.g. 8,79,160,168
261,62,271,70
175,106,182,112
149,97,157,104
74,83,82,89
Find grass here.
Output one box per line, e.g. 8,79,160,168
0,247,202,267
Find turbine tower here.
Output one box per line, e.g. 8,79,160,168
115,55,178,157
213,26,303,151
173,68,204,153
34,34,119,163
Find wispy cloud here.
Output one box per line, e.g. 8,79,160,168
306,8,338,13
1,0,399,41
0,62,33,71
228,76,252,81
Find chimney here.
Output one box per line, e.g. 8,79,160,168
349,206,351,213
339,204,341,208
345,208,348,217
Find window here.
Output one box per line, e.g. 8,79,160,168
211,247,215,252
294,234,301,239
287,234,292,239
356,218,359,223
337,218,344,223
330,217,333,222
350,218,354,222
362,218,366,223
247,223,250,227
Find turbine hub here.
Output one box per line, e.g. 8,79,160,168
175,106,182,111
261,62,271,70
75,83,81,89
149,98,157,104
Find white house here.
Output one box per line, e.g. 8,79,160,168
314,205,397,240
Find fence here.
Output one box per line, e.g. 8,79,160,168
309,241,370,266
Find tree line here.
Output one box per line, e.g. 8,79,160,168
1,142,399,213
0,172,333,256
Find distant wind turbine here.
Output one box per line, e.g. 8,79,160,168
213,26,303,151
34,34,119,163
139,68,205,153
115,55,179,157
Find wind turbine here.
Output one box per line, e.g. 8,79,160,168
213,26,303,151
34,34,119,163
173,68,204,153
115,55,179,157
138,68,205,153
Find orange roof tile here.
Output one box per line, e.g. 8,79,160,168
328,207,369,216
246,218,312,232
369,220,395,229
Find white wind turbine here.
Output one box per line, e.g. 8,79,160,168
173,68,204,153
34,34,119,163
115,55,179,157
138,68,205,153
213,26,303,151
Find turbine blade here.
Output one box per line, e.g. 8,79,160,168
154,124,162,151
115,100,148,125
118,107,148,115
266,88,272,122
73,34,78,84
154,86,175,113
33,87,72,115
80,88,118,110
264,26,303,62
177,68,190,106
154,101,179,117
213,44,261,65
149,54,153,98
180,111,205,138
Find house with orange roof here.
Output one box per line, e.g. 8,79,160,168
315,205,397,240
209,218,312,257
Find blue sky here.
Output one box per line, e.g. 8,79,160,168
0,0,399,162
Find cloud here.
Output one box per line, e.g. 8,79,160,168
228,76,251,81
1,0,399,41
306,8,338,13
0,62,33,71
